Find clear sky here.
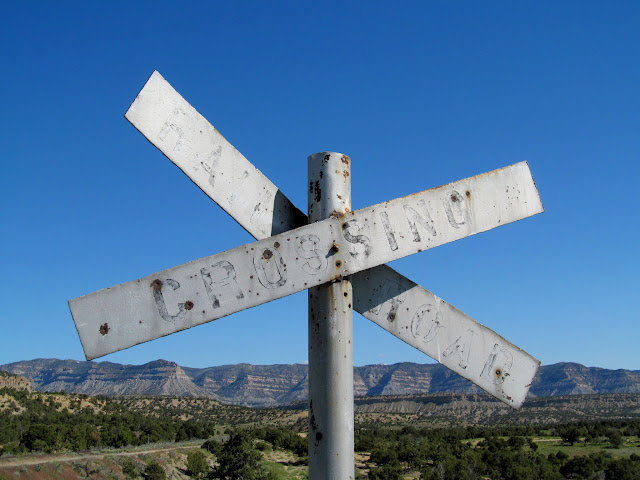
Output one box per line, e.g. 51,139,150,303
1,1,638,371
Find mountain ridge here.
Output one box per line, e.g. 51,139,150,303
1,359,638,407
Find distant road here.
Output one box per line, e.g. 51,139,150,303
0,440,202,467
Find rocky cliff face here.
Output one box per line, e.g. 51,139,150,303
2,359,208,398
530,362,640,396
0,370,32,391
353,363,482,397
1,359,638,407
184,363,309,406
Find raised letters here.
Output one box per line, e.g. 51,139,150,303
152,278,189,323
158,108,189,153
480,344,514,386
200,261,244,309
403,200,437,242
254,247,287,289
342,220,371,258
296,234,328,274
410,303,443,343
443,329,474,369
370,278,406,322
444,190,470,228
379,212,398,251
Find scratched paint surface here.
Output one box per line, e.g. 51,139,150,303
71,164,541,388
115,72,544,408
125,71,306,239
351,265,538,407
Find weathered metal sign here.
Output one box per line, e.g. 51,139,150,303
352,266,538,406
70,162,541,404
122,72,542,407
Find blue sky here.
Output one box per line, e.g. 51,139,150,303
1,1,638,371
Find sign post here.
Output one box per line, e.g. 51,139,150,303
307,152,354,479
121,72,542,407
70,71,547,480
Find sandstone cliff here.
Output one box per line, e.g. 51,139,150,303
1,359,638,407
0,370,32,391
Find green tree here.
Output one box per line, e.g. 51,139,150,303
369,445,400,466
558,425,585,446
144,460,166,480
368,463,403,480
560,455,597,479
186,449,209,478
21,424,61,453
608,429,624,449
202,438,222,456
508,436,527,450
605,458,640,480
122,458,137,479
212,430,275,480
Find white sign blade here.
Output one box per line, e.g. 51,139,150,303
125,71,306,240
70,163,541,365
352,265,538,408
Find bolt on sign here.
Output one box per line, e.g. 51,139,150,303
70,71,544,409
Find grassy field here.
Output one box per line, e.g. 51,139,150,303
534,435,640,458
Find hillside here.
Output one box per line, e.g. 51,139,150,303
352,393,640,426
1,359,639,407
0,371,31,392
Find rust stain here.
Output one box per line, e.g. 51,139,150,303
274,241,280,249
99,323,109,335
465,190,471,197
184,301,194,310
330,210,346,220
313,180,322,202
150,279,163,291
341,154,350,165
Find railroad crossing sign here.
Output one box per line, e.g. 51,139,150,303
69,71,544,476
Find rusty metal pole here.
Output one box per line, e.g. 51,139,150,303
308,152,354,480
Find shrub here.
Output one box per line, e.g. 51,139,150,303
144,460,166,480
121,458,137,479
186,449,209,478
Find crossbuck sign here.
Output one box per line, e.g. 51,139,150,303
70,71,544,478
